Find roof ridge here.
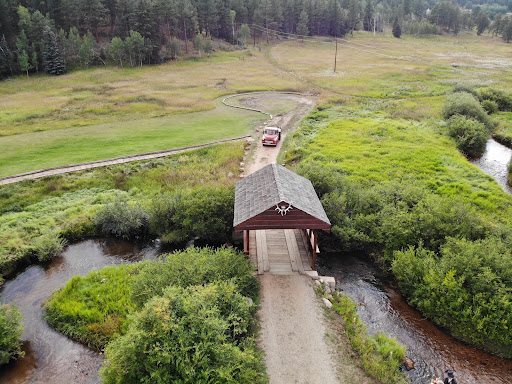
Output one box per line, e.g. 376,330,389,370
273,163,287,203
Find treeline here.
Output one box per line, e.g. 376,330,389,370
1,0,512,78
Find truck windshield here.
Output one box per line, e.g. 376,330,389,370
265,129,278,135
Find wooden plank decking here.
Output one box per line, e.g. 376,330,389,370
249,229,313,275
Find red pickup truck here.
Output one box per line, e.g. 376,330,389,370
262,126,282,146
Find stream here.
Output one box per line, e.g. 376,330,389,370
0,238,160,384
470,138,512,193
1,139,511,383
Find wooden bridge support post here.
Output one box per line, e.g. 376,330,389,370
312,230,318,270
244,230,250,254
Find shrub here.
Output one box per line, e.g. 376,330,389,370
442,92,494,131
32,230,67,262
392,237,512,357
481,99,498,115
306,110,329,121
446,115,489,158
100,282,266,384
478,88,512,112
331,294,407,384
0,304,24,365
451,84,479,98
131,247,259,307
167,186,235,244
96,198,149,239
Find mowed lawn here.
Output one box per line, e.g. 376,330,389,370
0,100,267,177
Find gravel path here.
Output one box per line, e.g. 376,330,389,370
258,274,341,384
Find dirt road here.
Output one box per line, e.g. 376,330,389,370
238,93,358,384
240,93,315,175
258,274,342,384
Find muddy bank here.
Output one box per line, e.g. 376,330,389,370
0,239,160,384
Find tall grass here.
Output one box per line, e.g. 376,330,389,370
0,143,244,280
330,293,407,384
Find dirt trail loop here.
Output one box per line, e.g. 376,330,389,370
240,94,347,383
241,93,316,175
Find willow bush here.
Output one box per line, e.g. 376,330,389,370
0,304,24,365
100,282,266,384
446,115,489,158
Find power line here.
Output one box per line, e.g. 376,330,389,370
250,24,435,64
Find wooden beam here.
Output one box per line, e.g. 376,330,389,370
312,230,318,271
284,229,303,273
255,230,264,274
244,230,250,254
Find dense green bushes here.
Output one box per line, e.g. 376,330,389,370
479,88,512,112
131,247,259,308
45,248,259,348
150,186,235,245
392,237,512,356
318,178,488,262
331,294,407,384
96,199,150,239
45,247,263,382
0,304,24,365
101,282,265,384
442,92,494,131
446,115,488,158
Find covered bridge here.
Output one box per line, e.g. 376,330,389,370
234,163,331,274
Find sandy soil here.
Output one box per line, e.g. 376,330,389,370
243,94,316,175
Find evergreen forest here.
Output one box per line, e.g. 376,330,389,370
2,0,512,78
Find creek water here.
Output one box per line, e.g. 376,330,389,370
470,138,512,193
0,238,160,384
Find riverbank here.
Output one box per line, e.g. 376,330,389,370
286,104,512,358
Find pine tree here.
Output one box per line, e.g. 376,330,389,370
364,0,374,32
0,35,15,77
392,16,402,38
43,27,66,75
348,0,360,36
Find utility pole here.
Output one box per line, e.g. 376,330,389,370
334,37,338,73
253,25,256,47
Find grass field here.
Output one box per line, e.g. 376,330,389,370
271,33,512,101
0,99,263,177
0,49,303,177
3,33,512,177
